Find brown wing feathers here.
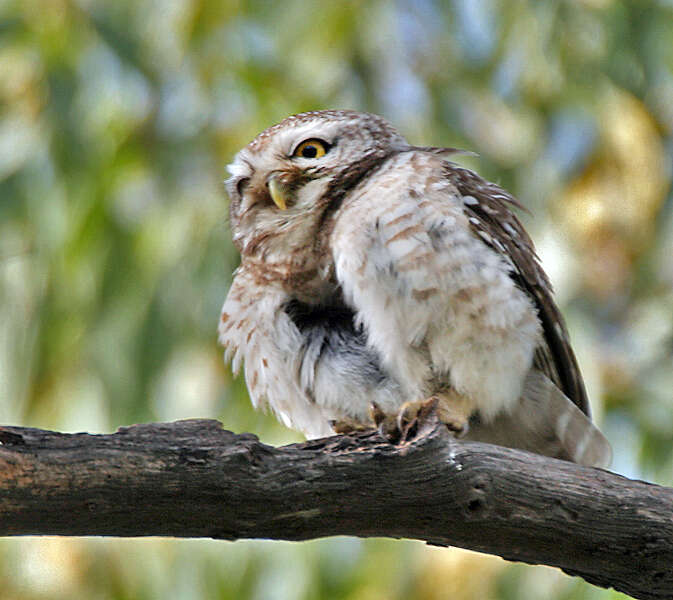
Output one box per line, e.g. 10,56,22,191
443,161,590,417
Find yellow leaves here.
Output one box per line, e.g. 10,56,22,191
557,86,669,297
0,44,47,180
414,547,506,600
458,90,542,166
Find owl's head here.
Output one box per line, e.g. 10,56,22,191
226,110,407,262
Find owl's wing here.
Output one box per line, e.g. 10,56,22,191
468,370,611,467
329,151,610,466
330,152,544,420
441,161,590,415
440,162,611,466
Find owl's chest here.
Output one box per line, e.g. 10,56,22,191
220,266,404,433
277,296,406,422
240,250,336,305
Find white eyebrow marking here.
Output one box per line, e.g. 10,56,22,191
227,161,250,177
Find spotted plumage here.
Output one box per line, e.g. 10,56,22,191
220,110,611,467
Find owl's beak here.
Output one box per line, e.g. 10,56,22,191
267,175,290,210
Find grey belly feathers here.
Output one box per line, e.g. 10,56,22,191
285,298,405,419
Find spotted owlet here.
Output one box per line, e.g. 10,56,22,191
219,110,611,468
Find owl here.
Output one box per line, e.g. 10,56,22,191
219,110,611,468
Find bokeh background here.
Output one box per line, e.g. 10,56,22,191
1,0,672,598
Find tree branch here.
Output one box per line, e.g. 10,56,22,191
0,418,671,599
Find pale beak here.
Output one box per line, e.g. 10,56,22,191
267,175,290,210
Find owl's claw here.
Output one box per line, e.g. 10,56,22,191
330,419,370,435
370,402,400,440
371,392,472,443
335,392,471,442
396,397,442,441
370,397,442,443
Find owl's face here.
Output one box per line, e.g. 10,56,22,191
226,110,407,263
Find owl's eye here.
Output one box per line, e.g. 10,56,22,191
293,139,330,159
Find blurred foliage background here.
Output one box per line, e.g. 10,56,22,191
1,0,671,598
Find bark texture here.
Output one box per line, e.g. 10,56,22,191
0,418,671,599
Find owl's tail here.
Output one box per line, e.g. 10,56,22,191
466,370,612,468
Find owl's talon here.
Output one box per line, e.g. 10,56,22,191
369,402,401,441
396,409,416,441
417,396,440,427
330,419,369,435
396,397,440,441
442,414,469,437
369,402,386,427
434,391,471,437
395,394,472,441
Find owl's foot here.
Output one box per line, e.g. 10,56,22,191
426,390,472,437
369,402,403,439
330,418,371,435
370,397,439,442
372,391,472,443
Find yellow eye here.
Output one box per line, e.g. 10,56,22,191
293,138,329,159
